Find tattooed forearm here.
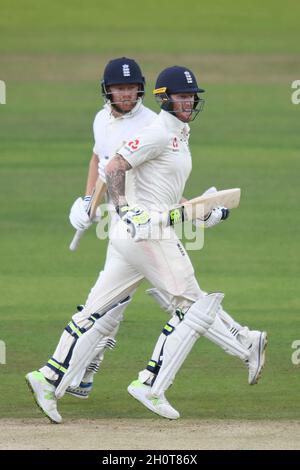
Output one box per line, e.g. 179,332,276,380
105,154,132,207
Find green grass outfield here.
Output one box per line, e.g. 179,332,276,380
0,1,300,421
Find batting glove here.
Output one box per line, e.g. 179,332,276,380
193,186,229,229
69,196,101,231
203,206,230,228
118,206,151,242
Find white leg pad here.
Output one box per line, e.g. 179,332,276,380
151,292,224,397
218,306,243,332
138,316,181,385
149,316,180,366
69,300,128,387
55,298,130,399
205,312,250,360
69,335,113,387
148,287,248,361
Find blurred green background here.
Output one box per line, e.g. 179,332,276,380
0,0,300,420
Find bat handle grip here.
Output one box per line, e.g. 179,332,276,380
69,229,86,251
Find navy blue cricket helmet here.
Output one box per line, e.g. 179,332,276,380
101,57,145,101
153,65,205,120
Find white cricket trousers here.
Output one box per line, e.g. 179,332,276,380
73,219,204,325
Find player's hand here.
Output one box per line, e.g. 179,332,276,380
118,206,151,242
69,196,101,231
203,206,230,228
69,197,92,231
193,205,229,229
193,186,229,228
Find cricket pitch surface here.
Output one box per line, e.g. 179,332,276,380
1,419,299,450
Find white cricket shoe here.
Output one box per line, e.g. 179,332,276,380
128,379,180,420
25,370,62,423
245,331,268,385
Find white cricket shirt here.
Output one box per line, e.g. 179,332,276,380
93,100,156,181
118,110,192,212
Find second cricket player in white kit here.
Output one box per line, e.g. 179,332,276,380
65,58,157,398
25,64,267,422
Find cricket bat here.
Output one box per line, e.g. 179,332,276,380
69,178,107,251
162,188,241,227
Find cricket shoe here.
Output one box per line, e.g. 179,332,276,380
66,381,93,399
25,370,62,423
127,379,179,420
245,331,268,385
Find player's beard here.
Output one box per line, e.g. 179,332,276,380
111,99,138,116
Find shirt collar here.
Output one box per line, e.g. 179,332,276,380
104,98,143,121
159,109,190,135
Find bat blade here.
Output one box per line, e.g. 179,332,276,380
184,188,241,221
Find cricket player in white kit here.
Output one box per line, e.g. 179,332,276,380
26,64,267,423
66,57,157,398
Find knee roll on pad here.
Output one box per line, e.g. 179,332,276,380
182,292,225,334
184,307,214,333
93,314,120,336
